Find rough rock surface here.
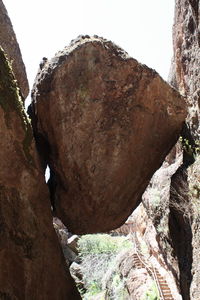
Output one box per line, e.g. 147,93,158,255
170,1,200,298
171,0,200,137
30,35,186,234
0,48,80,299
0,0,29,98
189,157,200,300
119,255,153,300
53,218,78,265
115,203,182,300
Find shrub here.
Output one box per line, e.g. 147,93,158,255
142,282,160,300
77,233,132,256
77,234,132,298
104,271,129,300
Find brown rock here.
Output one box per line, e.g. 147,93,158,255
190,157,200,299
0,0,29,99
121,264,152,299
170,1,200,297
0,48,80,299
30,35,186,234
171,0,200,137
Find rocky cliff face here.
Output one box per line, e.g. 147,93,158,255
0,48,80,299
1,0,198,298
30,36,186,234
171,0,200,138
169,1,200,299
134,1,200,299
0,0,29,99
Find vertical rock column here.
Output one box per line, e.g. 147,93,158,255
0,0,29,99
172,0,200,137
170,1,200,299
0,48,80,299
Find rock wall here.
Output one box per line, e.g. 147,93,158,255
171,0,200,137
30,35,186,234
0,0,29,99
168,0,200,299
1,0,198,297
0,48,80,299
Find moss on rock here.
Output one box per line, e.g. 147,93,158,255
0,47,33,164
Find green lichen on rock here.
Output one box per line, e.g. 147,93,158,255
0,47,33,164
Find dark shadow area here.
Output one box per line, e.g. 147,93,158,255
168,123,195,300
169,165,193,300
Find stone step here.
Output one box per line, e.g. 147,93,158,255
132,251,174,300
163,292,173,295
162,293,173,299
160,283,169,287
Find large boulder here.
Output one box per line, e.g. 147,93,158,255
30,36,186,234
0,48,80,299
0,0,29,98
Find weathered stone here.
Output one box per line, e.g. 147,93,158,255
70,262,85,294
0,0,29,98
30,35,186,234
169,1,200,298
171,0,200,137
68,235,79,255
0,48,80,299
190,157,200,300
53,221,78,265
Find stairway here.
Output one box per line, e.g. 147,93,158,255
131,233,175,300
132,253,144,269
154,269,174,300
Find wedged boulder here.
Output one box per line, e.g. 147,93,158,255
0,48,80,299
0,0,29,98
30,36,186,234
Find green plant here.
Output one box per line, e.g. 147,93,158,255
179,136,200,159
142,282,160,300
188,155,200,219
77,234,132,256
107,272,129,300
0,47,34,165
77,234,132,298
86,281,101,296
149,188,161,208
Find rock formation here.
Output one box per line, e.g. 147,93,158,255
171,0,200,138
105,2,200,298
0,48,80,299
169,1,200,299
0,0,29,99
30,36,186,234
1,0,199,297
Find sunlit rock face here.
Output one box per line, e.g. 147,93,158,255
170,0,200,137
0,48,80,300
170,1,200,299
31,35,186,234
0,0,29,99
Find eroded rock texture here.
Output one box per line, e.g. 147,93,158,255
0,48,80,299
169,1,200,299
31,36,186,234
171,0,200,137
0,0,29,99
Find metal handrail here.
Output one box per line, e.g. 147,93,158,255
132,232,173,300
